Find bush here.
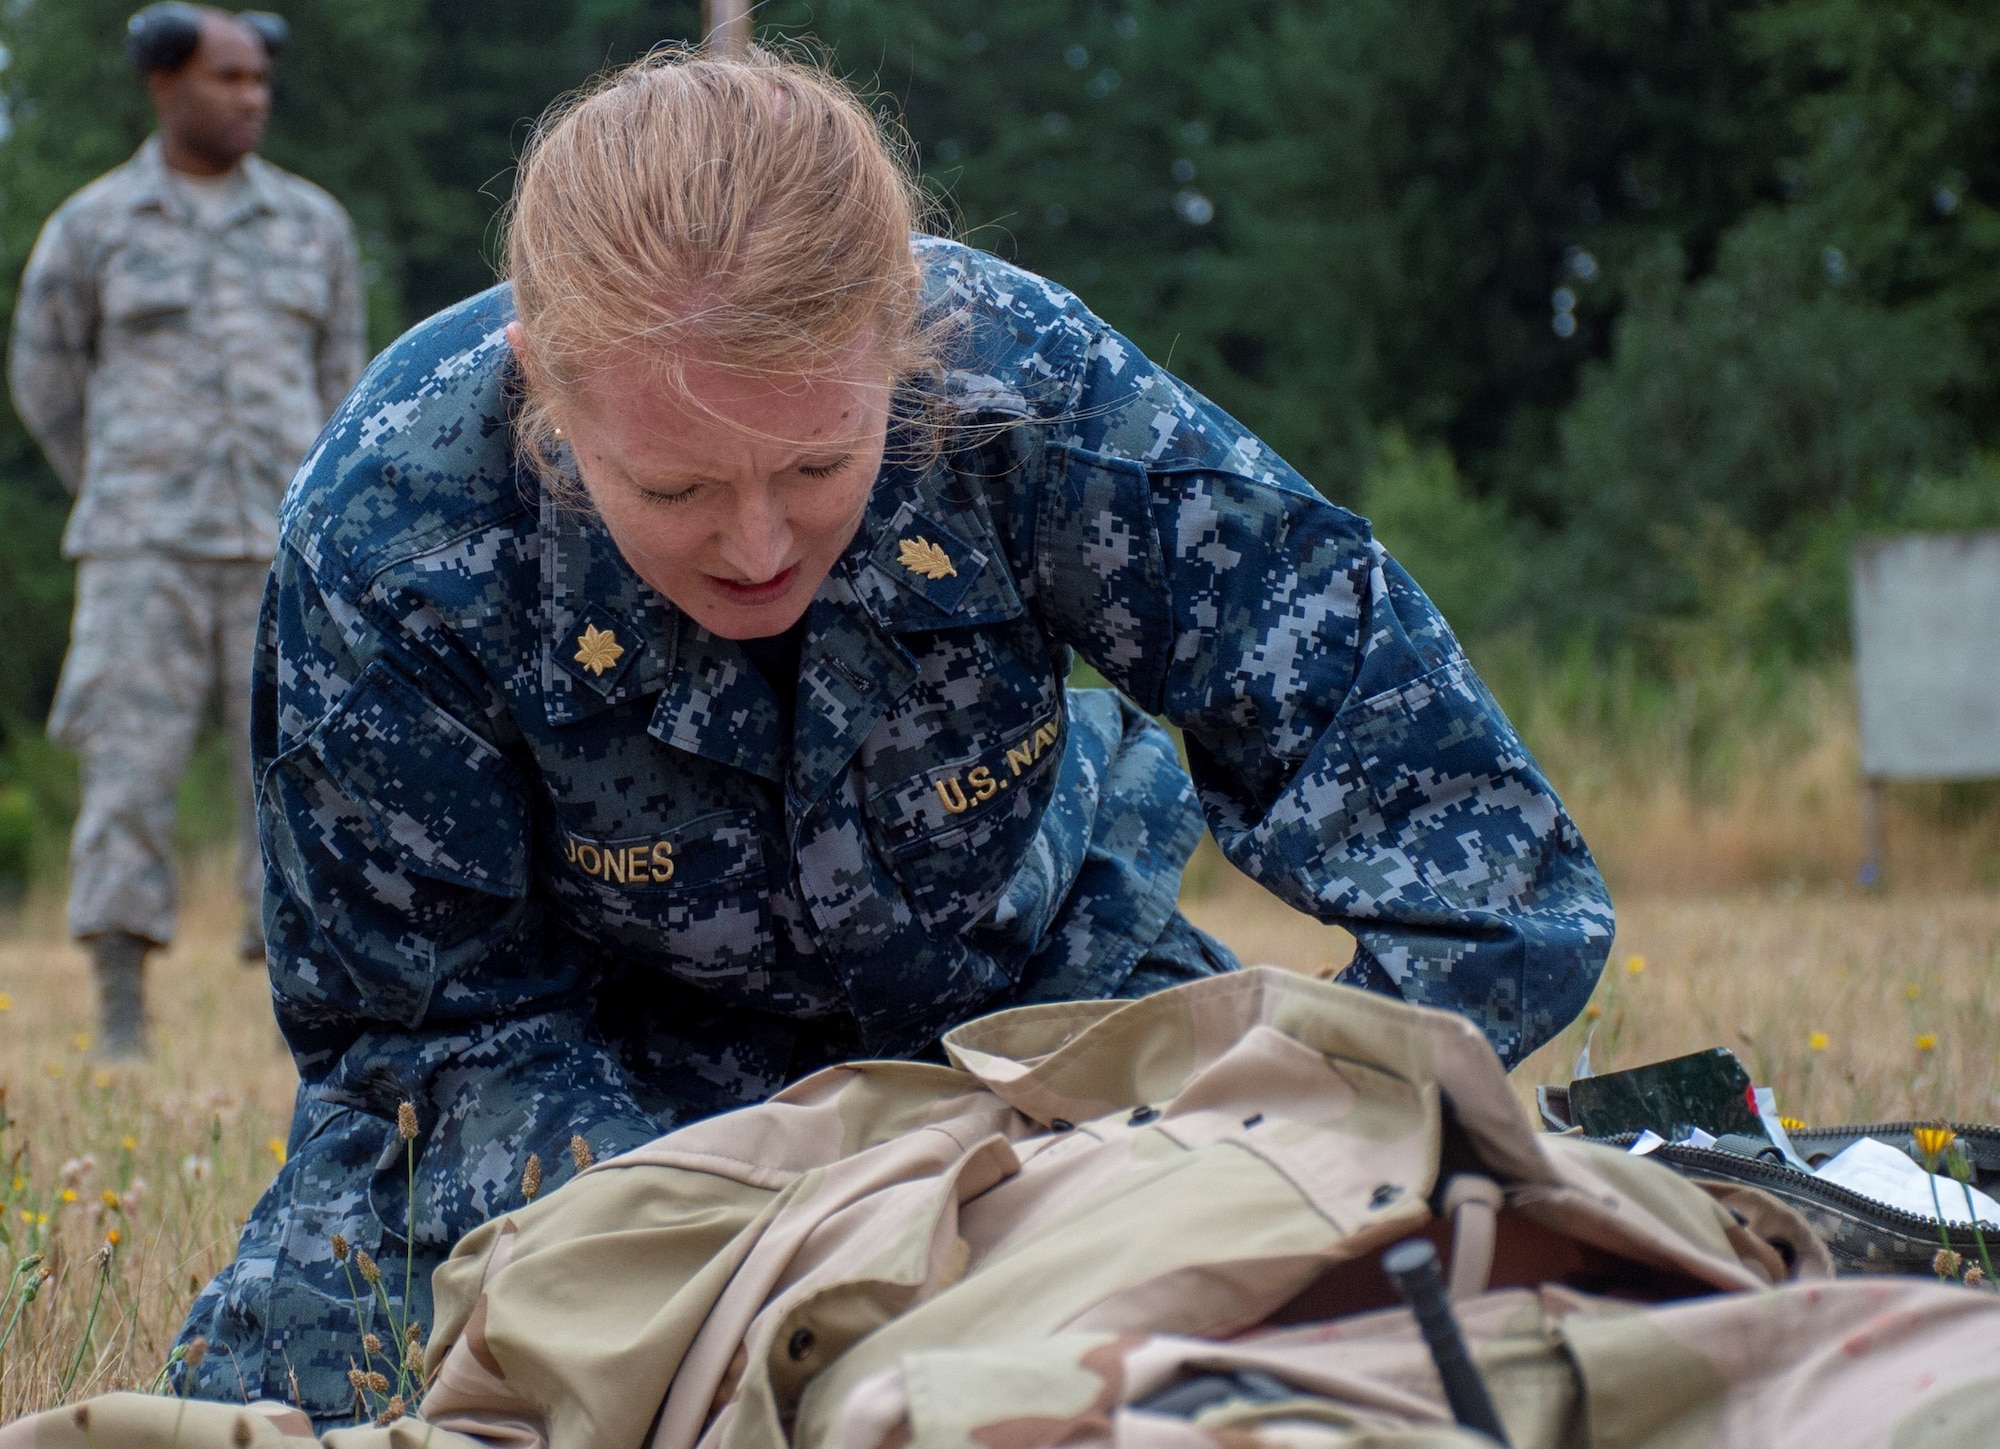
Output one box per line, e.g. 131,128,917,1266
1549,225,1966,657
1360,429,1528,642
0,784,33,894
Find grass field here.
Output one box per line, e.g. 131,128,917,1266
1181,854,2000,1125
1,848,1996,1417
0,861,294,1419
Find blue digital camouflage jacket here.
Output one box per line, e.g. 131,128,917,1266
178,240,1613,1419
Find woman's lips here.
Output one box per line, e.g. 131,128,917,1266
706,564,800,606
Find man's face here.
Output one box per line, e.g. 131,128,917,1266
148,16,270,171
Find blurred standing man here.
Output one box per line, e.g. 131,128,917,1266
7,4,366,1058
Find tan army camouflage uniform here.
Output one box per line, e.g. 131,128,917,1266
9,968,1998,1449
7,134,365,954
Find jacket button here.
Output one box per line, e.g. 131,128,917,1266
1050,1118,1075,1133
1128,1106,1159,1126
787,1327,815,1361
1369,1183,1404,1209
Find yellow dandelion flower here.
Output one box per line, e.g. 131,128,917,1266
59,1188,77,1204
71,1032,90,1052
35,1212,47,1226
267,1137,287,1167
101,1189,119,1209
105,1227,120,1247
120,1135,137,1151
1906,983,1923,1001
0,992,12,1011
43,1062,63,1078
1914,1125,1957,1167
1625,955,1646,976
17,1210,31,1226
1807,1031,1829,1051
93,1070,113,1089
1915,1033,1938,1053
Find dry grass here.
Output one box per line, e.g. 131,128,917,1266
1184,860,2000,1126
1495,665,2000,895
0,860,296,1419
1514,892,2000,1125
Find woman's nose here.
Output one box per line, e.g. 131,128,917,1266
718,492,794,581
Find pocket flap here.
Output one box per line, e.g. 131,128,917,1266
308,661,530,896
102,266,196,324
261,265,331,321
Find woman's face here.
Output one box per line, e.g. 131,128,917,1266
519,324,892,640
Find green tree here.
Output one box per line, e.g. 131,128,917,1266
1549,0,2000,658
764,1,1791,508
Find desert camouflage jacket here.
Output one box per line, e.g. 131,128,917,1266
7,135,365,559
20,970,1997,1449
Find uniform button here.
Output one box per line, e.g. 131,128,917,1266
1128,1105,1159,1126
1369,1183,1404,1209
787,1327,815,1361
1049,1118,1075,1133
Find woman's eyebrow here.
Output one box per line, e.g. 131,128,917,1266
610,433,867,490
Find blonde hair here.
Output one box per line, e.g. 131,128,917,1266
504,45,943,471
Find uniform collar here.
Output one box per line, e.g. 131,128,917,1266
536,430,1027,804
844,427,1026,634
538,482,676,728
537,473,797,783
124,135,281,226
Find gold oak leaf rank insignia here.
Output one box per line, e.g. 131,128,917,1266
573,622,625,676
897,536,958,581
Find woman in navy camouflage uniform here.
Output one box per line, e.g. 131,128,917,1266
180,50,1613,1420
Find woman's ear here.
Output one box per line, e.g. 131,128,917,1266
504,321,527,361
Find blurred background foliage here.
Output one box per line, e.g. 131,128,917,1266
0,0,1996,883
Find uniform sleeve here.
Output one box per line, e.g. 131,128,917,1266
1023,320,1614,1065
314,206,367,418
253,544,661,1178
7,208,96,493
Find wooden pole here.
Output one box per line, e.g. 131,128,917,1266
703,0,750,57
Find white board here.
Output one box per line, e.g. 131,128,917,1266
1851,531,2000,780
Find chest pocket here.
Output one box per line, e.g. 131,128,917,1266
261,265,330,323
867,704,1066,933
101,258,197,329
543,805,775,1001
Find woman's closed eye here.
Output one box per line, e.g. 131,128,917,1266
797,453,853,480
637,482,703,508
